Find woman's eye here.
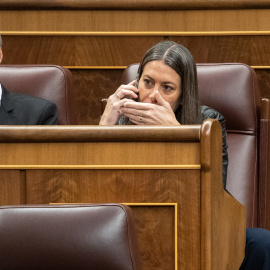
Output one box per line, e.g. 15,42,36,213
144,79,153,87
162,85,174,94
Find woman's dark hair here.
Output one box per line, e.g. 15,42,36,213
137,41,201,124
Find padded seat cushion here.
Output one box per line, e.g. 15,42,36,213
0,204,141,270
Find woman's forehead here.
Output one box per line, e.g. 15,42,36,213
142,60,180,83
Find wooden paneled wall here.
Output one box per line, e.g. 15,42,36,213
0,3,270,124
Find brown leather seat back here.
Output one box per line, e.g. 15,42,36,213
0,204,141,270
0,65,78,124
122,63,261,227
197,63,261,227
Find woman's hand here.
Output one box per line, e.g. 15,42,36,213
121,90,180,125
99,80,138,125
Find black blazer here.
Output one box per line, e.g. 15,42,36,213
0,84,58,125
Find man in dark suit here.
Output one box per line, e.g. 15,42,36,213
0,35,58,125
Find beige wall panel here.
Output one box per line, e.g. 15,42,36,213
1,10,270,31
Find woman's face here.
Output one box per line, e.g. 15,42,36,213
138,60,182,111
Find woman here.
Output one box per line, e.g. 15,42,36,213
100,41,228,188
100,41,270,269
100,41,201,126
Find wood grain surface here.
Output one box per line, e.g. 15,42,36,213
2,34,270,125
25,169,200,270
0,122,246,269
0,0,269,10
1,10,270,32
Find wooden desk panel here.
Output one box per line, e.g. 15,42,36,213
26,169,200,270
0,123,245,270
0,142,200,167
0,170,26,205
1,10,270,32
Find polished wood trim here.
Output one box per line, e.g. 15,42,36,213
260,99,270,228
0,165,201,170
252,66,270,69
52,202,178,208
66,66,270,70
261,99,270,120
0,126,201,142
1,10,270,32
66,66,127,69
123,203,177,206
174,203,178,270
200,119,246,269
3,31,270,36
0,0,269,10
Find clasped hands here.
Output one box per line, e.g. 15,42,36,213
99,80,180,126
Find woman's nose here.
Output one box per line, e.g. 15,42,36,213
148,86,159,102
149,85,159,97
149,90,155,99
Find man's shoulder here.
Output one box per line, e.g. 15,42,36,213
3,87,56,111
7,89,53,105
1,86,58,125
